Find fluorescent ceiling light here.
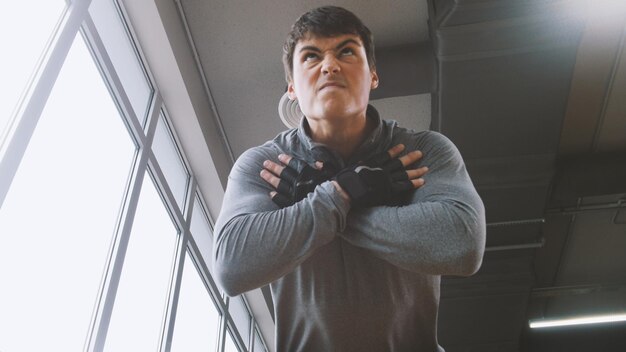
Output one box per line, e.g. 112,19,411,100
529,313,626,329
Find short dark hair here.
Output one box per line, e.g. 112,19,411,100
282,6,376,82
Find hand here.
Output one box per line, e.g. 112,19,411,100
261,154,334,208
333,144,427,207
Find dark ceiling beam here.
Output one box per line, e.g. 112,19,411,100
427,1,585,154
485,238,545,252
547,201,626,216
426,2,594,351
435,22,584,62
431,8,586,62
370,42,435,100
466,155,555,223
550,152,626,205
532,282,626,298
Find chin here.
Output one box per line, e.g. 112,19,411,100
319,100,362,117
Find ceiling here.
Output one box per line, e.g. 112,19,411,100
175,0,626,350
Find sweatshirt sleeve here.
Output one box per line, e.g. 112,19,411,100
212,146,351,296
338,131,486,276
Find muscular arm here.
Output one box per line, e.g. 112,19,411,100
212,146,351,296
339,131,486,276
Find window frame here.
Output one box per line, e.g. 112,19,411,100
0,0,269,351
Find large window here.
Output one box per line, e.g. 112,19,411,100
104,175,179,351
0,1,267,351
0,30,135,352
170,252,221,351
0,1,66,142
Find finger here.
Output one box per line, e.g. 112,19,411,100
260,169,281,189
387,144,405,159
263,160,285,177
391,180,414,193
271,192,292,208
370,144,404,168
287,157,308,173
276,179,292,196
411,178,425,188
398,150,423,167
383,158,404,173
281,166,298,183
277,154,293,165
406,166,428,180
391,169,409,182
391,177,425,193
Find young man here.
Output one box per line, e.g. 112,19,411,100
214,6,485,351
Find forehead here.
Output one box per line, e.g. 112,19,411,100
294,33,363,50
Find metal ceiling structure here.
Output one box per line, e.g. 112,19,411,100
173,0,626,350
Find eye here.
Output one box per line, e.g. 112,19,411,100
303,52,319,62
340,47,355,56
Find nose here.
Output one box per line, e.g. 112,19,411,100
321,54,340,75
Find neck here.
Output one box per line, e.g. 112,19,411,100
306,110,374,161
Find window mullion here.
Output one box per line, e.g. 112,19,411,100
187,236,225,310
0,0,91,207
85,93,161,352
143,94,162,145
147,151,186,230
218,297,230,352
159,178,197,352
81,14,146,146
229,298,251,352
113,0,157,86
194,187,216,231
246,299,254,351
185,189,229,350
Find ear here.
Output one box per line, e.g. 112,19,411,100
287,81,297,100
370,70,379,90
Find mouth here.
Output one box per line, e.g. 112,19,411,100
319,82,345,91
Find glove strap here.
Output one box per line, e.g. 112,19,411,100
334,169,368,202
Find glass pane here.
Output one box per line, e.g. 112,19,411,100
152,114,188,210
104,174,178,351
253,330,266,352
225,329,240,352
229,297,251,349
170,253,221,352
89,0,152,124
0,33,135,352
0,1,65,142
190,195,214,274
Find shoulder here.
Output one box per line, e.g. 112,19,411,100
232,144,277,176
385,125,465,175
389,124,459,155
232,128,300,173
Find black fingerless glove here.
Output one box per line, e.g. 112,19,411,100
272,158,335,208
333,150,413,207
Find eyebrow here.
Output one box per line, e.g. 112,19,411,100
298,38,361,54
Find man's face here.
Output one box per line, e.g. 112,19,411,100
287,33,378,123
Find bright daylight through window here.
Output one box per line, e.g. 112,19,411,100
170,253,221,351
0,1,65,145
0,32,135,352
0,1,267,351
104,174,179,351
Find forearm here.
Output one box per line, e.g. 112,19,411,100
338,131,486,276
339,195,485,276
214,181,350,296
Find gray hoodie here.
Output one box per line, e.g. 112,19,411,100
214,107,486,351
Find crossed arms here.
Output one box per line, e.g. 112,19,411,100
213,131,486,296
